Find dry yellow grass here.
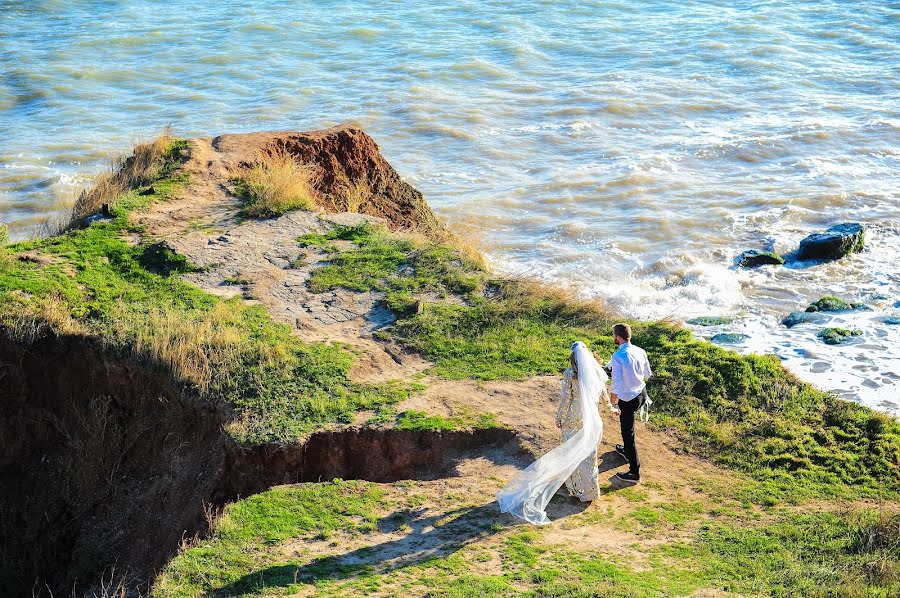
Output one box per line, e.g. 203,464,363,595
497,276,619,329
2,293,84,342
334,177,370,213
104,301,252,397
69,128,174,228
239,148,320,217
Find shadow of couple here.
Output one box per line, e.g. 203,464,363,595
211,449,628,595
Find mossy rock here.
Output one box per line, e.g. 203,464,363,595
711,332,748,345
797,223,865,261
806,296,867,313
688,316,735,326
817,327,862,345
737,250,785,268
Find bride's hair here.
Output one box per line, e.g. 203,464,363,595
570,350,578,377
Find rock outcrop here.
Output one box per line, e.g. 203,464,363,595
212,126,441,234
797,223,865,262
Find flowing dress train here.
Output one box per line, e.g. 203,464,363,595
558,367,602,501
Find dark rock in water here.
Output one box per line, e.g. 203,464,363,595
737,250,785,268
797,223,865,261
782,311,828,328
711,333,748,345
877,316,900,326
688,316,735,326
805,296,867,312
817,327,862,345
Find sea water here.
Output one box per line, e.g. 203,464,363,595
1,1,898,414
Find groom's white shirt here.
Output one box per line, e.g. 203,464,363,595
610,342,652,401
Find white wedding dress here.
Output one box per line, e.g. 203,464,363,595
496,341,608,525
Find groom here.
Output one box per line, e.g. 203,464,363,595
608,323,652,484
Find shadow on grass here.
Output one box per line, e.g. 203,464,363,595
214,494,589,595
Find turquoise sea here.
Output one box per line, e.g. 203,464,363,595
1,1,898,413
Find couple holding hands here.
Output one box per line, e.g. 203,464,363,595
497,323,653,525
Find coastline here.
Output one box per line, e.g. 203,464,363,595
1,128,897,596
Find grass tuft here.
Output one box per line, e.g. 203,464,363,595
236,148,319,218
68,127,178,230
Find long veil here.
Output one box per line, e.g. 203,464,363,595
496,341,607,525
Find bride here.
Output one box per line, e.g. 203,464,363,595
497,341,610,525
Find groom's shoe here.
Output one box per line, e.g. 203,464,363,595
615,471,640,484
614,444,629,463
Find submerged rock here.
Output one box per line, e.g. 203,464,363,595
688,316,735,326
782,311,829,328
797,223,865,261
737,250,785,268
817,327,862,345
877,316,900,326
711,333,748,345
806,296,867,312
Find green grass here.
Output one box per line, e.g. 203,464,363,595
155,478,900,598
302,224,484,313
386,282,899,501
393,410,499,432
0,141,415,442
154,481,387,598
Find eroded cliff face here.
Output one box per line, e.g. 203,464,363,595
212,126,441,233
0,331,229,594
0,331,513,596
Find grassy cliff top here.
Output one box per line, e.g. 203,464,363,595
1,133,897,596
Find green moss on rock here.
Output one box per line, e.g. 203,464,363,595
687,316,735,326
818,327,862,345
737,249,785,268
806,296,868,312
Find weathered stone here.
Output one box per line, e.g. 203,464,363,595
737,250,785,268
877,316,900,326
711,333,748,345
688,316,735,326
782,311,828,328
805,296,867,313
817,327,862,345
797,223,865,261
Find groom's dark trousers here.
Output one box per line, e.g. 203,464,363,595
619,387,648,476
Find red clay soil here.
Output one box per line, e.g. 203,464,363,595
212,126,441,233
